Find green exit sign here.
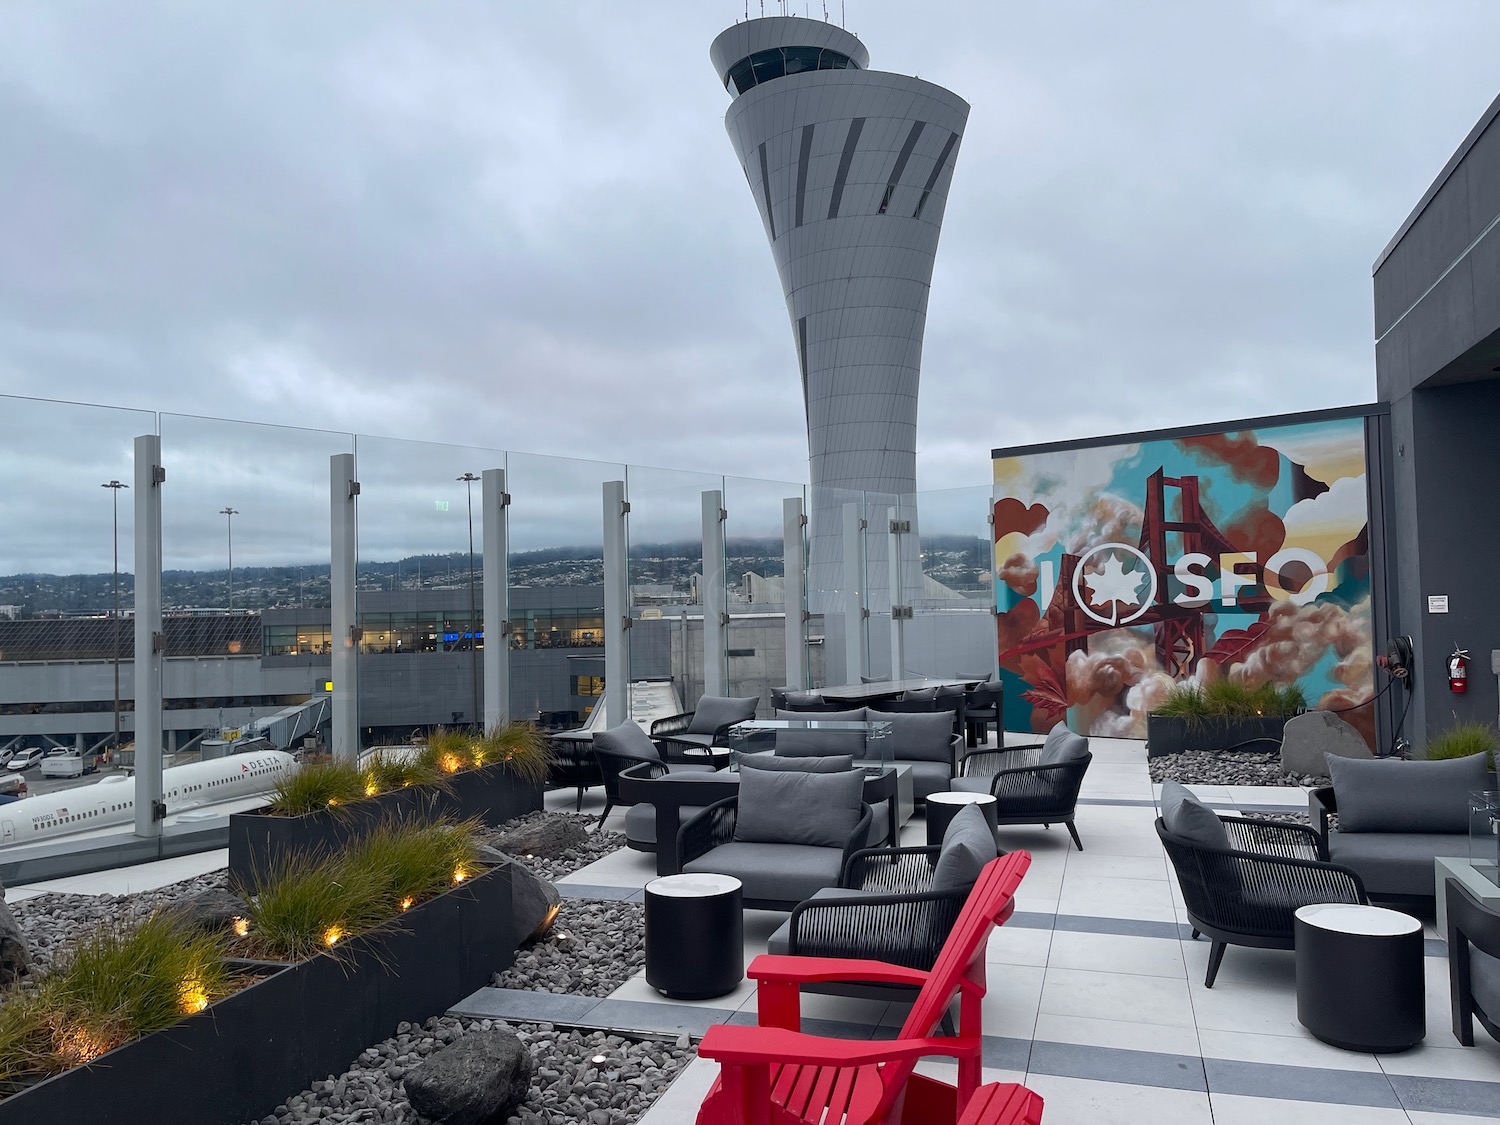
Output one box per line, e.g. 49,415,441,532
435,500,450,512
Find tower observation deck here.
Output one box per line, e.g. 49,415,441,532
711,16,969,599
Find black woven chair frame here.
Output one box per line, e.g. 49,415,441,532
593,746,668,824
547,738,604,812
1446,877,1500,1045
787,886,967,970
649,711,742,763
961,747,1091,850
677,795,874,910
1157,816,1366,987
962,683,1003,748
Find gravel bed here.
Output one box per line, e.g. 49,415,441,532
1147,749,1328,789
494,898,645,997
250,1014,693,1125
477,810,626,883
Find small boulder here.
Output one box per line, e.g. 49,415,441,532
404,1028,533,1125
492,819,587,859
168,889,252,934
510,863,562,945
1280,711,1373,778
0,898,30,984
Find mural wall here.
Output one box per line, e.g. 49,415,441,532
992,415,1375,744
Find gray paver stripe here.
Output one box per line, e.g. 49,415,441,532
557,882,643,901
453,987,1500,1116
1077,796,1306,812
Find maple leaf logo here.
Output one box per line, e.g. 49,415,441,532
1083,555,1146,609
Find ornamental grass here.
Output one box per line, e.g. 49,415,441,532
1152,678,1305,724
235,817,482,963
0,914,234,1084
1426,720,1498,769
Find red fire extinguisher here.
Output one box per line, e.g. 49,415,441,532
1448,646,1469,693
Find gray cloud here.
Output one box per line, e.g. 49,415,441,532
0,0,1495,571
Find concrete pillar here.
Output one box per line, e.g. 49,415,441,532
701,490,727,697
782,496,808,690
330,453,359,764
482,467,510,729
133,433,164,839
603,481,630,727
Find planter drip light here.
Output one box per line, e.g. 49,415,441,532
232,917,250,938
179,980,209,1014
399,897,413,911
323,926,344,947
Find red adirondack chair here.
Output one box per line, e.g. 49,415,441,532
694,851,1042,1125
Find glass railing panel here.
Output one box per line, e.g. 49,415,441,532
352,435,505,741
806,485,877,688
0,396,156,762
905,485,996,681
507,451,623,729
158,413,353,755
723,475,804,710
625,465,722,716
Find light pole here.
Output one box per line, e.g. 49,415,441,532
220,507,238,611
102,480,129,760
458,473,480,730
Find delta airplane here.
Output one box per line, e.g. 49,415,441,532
0,751,297,847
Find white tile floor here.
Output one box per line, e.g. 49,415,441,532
545,733,1500,1124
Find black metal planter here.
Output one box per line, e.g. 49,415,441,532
228,764,543,884
0,863,523,1125
1145,714,1287,758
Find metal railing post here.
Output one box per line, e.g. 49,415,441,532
482,467,510,729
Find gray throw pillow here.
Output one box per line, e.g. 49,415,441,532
880,711,955,764
592,720,661,762
1040,731,1090,766
739,752,855,773
688,696,759,736
932,804,998,893
1329,753,1488,833
1160,779,1230,850
733,767,864,848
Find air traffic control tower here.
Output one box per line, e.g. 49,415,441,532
710,17,969,603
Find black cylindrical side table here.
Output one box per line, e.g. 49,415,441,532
644,873,744,1000
926,791,999,846
1294,903,1424,1052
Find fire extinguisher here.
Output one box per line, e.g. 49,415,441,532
1448,646,1469,693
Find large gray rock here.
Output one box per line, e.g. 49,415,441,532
168,889,251,934
0,897,30,984
404,1028,534,1125
476,848,561,944
492,819,587,859
1280,711,1374,777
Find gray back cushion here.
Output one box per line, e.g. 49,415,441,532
902,686,938,701
773,708,869,758
592,720,661,762
1160,779,1230,850
733,766,864,848
932,803,998,893
688,696,759,735
781,691,826,708
1329,753,1487,833
881,711,955,764
1041,731,1090,766
740,752,855,773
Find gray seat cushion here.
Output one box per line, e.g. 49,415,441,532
1160,779,1230,851
740,752,855,773
905,760,954,802
932,803,998,893
688,696,759,736
683,842,846,904
1327,831,1470,896
951,775,993,797
1329,753,1488,832
593,720,661,761
734,766,863,848
623,802,704,846
882,711,957,765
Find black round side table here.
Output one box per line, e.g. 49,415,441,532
926,791,999,847
644,873,744,999
1294,903,1424,1052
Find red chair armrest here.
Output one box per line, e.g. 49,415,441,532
697,1024,981,1067
747,953,931,989
959,1083,1045,1125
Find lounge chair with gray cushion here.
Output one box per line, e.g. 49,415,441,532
651,695,760,762
954,722,1092,850
678,762,873,910
592,720,713,850
772,706,961,805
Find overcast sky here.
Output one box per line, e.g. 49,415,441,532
1,1,1497,572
